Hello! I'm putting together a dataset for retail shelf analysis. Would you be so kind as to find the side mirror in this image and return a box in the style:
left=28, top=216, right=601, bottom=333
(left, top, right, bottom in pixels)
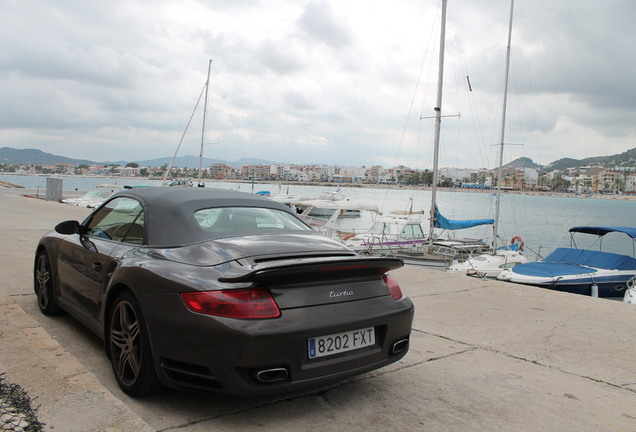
left=55, top=220, right=80, bottom=235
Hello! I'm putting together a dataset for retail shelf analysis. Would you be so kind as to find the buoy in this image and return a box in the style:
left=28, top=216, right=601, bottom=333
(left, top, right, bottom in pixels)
left=510, top=236, right=524, bottom=251
left=591, top=283, right=598, bottom=298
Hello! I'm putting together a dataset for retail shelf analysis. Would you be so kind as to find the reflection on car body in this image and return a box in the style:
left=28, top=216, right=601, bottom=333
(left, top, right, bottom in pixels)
left=34, top=187, right=414, bottom=396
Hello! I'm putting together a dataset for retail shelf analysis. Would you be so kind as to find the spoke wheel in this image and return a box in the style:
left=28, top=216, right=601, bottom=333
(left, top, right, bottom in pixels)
left=108, top=292, right=160, bottom=396
left=34, top=251, right=60, bottom=315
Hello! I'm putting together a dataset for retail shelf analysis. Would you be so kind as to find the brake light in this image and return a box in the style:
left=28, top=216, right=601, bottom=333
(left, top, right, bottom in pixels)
left=383, top=274, right=403, bottom=300
left=180, top=289, right=281, bottom=319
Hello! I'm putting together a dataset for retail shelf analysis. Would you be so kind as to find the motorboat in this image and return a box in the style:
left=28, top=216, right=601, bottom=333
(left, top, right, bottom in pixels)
left=294, top=191, right=363, bottom=218
left=497, top=226, right=636, bottom=297
left=292, top=197, right=381, bottom=241
left=447, top=244, right=528, bottom=278
left=62, top=184, right=123, bottom=208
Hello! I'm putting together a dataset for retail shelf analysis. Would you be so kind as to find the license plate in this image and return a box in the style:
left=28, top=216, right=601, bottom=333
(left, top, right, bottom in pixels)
left=308, top=327, right=375, bottom=359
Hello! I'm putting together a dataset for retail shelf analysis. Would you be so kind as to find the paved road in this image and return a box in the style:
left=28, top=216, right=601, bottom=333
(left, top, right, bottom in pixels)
left=1, top=188, right=636, bottom=431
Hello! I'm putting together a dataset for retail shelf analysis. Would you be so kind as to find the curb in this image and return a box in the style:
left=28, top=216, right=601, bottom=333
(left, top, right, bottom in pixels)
left=0, top=295, right=154, bottom=432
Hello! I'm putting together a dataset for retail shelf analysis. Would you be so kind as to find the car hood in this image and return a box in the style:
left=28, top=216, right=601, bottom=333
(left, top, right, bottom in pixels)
left=143, top=232, right=355, bottom=266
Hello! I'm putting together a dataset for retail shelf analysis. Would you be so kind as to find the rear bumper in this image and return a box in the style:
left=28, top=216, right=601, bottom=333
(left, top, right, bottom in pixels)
left=141, top=293, right=414, bottom=395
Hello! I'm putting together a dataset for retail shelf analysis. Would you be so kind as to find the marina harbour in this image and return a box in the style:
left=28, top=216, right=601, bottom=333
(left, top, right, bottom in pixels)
left=2, top=173, right=635, bottom=259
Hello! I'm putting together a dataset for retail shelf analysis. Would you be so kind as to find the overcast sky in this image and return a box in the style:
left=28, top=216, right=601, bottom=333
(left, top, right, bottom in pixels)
left=1, top=0, right=635, bottom=169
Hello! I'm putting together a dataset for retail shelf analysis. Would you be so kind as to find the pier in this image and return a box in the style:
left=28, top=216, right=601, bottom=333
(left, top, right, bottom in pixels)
left=0, top=187, right=635, bottom=431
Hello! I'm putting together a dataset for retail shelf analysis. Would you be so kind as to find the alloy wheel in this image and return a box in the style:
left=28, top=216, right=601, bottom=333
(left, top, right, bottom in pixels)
left=110, top=300, right=141, bottom=386
left=35, top=254, right=51, bottom=310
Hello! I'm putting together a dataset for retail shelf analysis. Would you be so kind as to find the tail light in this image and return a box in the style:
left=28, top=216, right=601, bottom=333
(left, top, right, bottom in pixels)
left=180, top=289, right=281, bottom=319
left=383, top=274, right=403, bottom=300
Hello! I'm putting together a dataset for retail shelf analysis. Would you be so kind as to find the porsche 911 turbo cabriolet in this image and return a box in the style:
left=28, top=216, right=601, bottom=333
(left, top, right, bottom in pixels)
left=34, top=187, right=414, bottom=396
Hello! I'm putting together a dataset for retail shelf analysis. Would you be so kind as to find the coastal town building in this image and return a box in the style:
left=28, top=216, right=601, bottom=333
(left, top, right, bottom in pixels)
left=2, top=160, right=635, bottom=194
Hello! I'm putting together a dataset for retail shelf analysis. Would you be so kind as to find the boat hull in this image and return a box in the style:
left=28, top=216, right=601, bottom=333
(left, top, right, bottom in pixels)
left=498, top=272, right=634, bottom=297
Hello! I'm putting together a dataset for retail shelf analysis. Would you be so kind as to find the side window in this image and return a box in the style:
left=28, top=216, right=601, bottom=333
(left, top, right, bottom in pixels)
left=402, top=224, right=425, bottom=240
left=86, top=197, right=144, bottom=243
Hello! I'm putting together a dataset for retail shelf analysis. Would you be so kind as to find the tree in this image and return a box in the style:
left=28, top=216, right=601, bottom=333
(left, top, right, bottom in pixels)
left=126, top=162, right=139, bottom=168
left=420, top=170, right=433, bottom=186
left=613, top=176, right=624, bottom=193
left=551, top=175, right=571, bottom=192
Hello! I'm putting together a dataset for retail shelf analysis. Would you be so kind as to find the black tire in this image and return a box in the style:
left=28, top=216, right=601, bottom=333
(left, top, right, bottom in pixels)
left=107, top=291, right=161, bottom=396
left=34, top=250, right=60, bottom=315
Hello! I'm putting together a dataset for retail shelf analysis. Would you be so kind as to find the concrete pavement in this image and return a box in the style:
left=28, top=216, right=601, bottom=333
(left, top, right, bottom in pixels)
left=1, top=187, right=635, bottom=431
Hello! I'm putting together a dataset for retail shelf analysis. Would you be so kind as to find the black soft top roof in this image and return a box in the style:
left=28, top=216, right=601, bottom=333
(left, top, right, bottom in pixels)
left=103, top=187, right=304, bottom=247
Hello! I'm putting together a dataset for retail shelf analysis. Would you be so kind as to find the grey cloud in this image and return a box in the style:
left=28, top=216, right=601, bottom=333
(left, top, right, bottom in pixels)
left=298, top=1, right=352, bottom=49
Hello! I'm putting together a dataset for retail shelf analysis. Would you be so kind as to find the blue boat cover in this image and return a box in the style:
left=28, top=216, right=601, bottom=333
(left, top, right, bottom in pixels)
left=512, top=247, right=636, bottom=278
left=543, top=247, right=636, bottom=270
left=569, top=226, right=636, bottom=239
left=511, top=262, right=598, bottom=278
left=434, top=206, right=494, bottom=231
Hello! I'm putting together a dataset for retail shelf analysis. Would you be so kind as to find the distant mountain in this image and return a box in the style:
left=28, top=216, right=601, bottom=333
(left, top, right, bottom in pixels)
left=128, top=155, right=276, bottom=169
left=0, top=147, right=275, bottom=169
left=2, top=146, right=636, bottom=171
left=0, top=147, right=94, bottom=165
left=502, top=157, right=542, bottom=170
left=547, top=147, right=636, bottom=171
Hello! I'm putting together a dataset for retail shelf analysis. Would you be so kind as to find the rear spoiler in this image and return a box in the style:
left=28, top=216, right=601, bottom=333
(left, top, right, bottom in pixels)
left=218, top=256, right=403, bottom=283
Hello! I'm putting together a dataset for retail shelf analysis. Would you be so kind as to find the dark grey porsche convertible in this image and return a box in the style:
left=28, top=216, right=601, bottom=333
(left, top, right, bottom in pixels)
left=34, top=187, right=414, bottom=396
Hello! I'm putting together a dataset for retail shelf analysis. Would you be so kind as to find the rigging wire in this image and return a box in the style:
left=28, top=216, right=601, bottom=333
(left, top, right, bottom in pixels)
left=379, top=3, right=441, bottom=212
left=161, top=83, right=207, bottom=182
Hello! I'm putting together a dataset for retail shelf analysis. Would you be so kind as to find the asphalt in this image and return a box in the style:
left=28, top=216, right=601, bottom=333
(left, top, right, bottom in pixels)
left=1, top=187, right=635, bottom=432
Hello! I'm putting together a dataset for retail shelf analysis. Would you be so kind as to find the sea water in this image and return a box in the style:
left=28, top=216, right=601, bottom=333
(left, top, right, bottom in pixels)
left=2, top=173, right=634, bottom=258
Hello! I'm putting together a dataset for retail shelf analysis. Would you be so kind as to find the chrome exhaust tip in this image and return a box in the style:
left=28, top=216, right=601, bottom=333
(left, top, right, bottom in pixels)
left=255, top=367, right=289, bottom=383
left=391, top=338, right=409, bottom=354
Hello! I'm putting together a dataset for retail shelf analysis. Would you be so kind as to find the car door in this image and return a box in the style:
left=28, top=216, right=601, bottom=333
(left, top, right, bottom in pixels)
left=57, top=196, right=144, bottom=318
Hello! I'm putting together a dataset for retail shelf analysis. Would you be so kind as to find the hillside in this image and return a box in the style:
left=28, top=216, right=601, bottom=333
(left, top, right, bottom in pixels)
left=547, top=147, right=636, bottom=171
left=2, top=146, right=635, bottom=171
left=502, top=157, right=542, bottom=170
left=0, top=147, right=94, bottom=166
left=0, top=147, right=273, bottom=169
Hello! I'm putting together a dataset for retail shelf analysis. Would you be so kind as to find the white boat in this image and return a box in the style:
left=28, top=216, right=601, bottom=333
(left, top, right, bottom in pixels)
left=447, top=0, right=529, bottom=277
left=61, top=184, right=123, bottom=208
left=346, top=210, right=493, bottom=260
left=344, top=214, right=428, bottom=255
left=293, top=197, right=381, bottom=241
left=294, top=191, right=363, bottom=218
left=447, top=247, right=527, bottom=278
left=498, top=226, right=636, bottom=298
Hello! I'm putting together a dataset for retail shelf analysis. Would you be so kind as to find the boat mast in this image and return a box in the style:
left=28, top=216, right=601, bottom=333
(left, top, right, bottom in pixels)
left=428, top=0, right=448, bottom=247
left=493, top=0, right=514, bottom=250
left=198, top=59, right=212, bottom=185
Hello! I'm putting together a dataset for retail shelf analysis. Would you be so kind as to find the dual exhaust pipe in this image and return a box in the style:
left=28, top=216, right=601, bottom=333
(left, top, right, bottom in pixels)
left=254, top=338, right=409, bottom=384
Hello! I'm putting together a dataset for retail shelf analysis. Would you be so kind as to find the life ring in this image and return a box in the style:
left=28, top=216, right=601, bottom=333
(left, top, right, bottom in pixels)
left=510, top=236, right=524, bottom=251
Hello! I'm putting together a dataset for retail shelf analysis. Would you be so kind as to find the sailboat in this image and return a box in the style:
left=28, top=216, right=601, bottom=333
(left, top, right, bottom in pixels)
left=383, top=0, right=497, bottom=267
left=341, top=0, right=497, bottom=267
left=162, top=59, right=213, bottom=187
left=447, top=0, right=528, bottom=277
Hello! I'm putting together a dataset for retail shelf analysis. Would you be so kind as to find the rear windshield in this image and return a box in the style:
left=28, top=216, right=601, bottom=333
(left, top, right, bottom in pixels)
left=194, top=207, right=311, bottom=233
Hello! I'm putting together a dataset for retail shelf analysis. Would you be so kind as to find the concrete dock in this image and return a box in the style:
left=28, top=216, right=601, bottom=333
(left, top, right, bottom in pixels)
left=1, top=187, right=635, bottom=431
